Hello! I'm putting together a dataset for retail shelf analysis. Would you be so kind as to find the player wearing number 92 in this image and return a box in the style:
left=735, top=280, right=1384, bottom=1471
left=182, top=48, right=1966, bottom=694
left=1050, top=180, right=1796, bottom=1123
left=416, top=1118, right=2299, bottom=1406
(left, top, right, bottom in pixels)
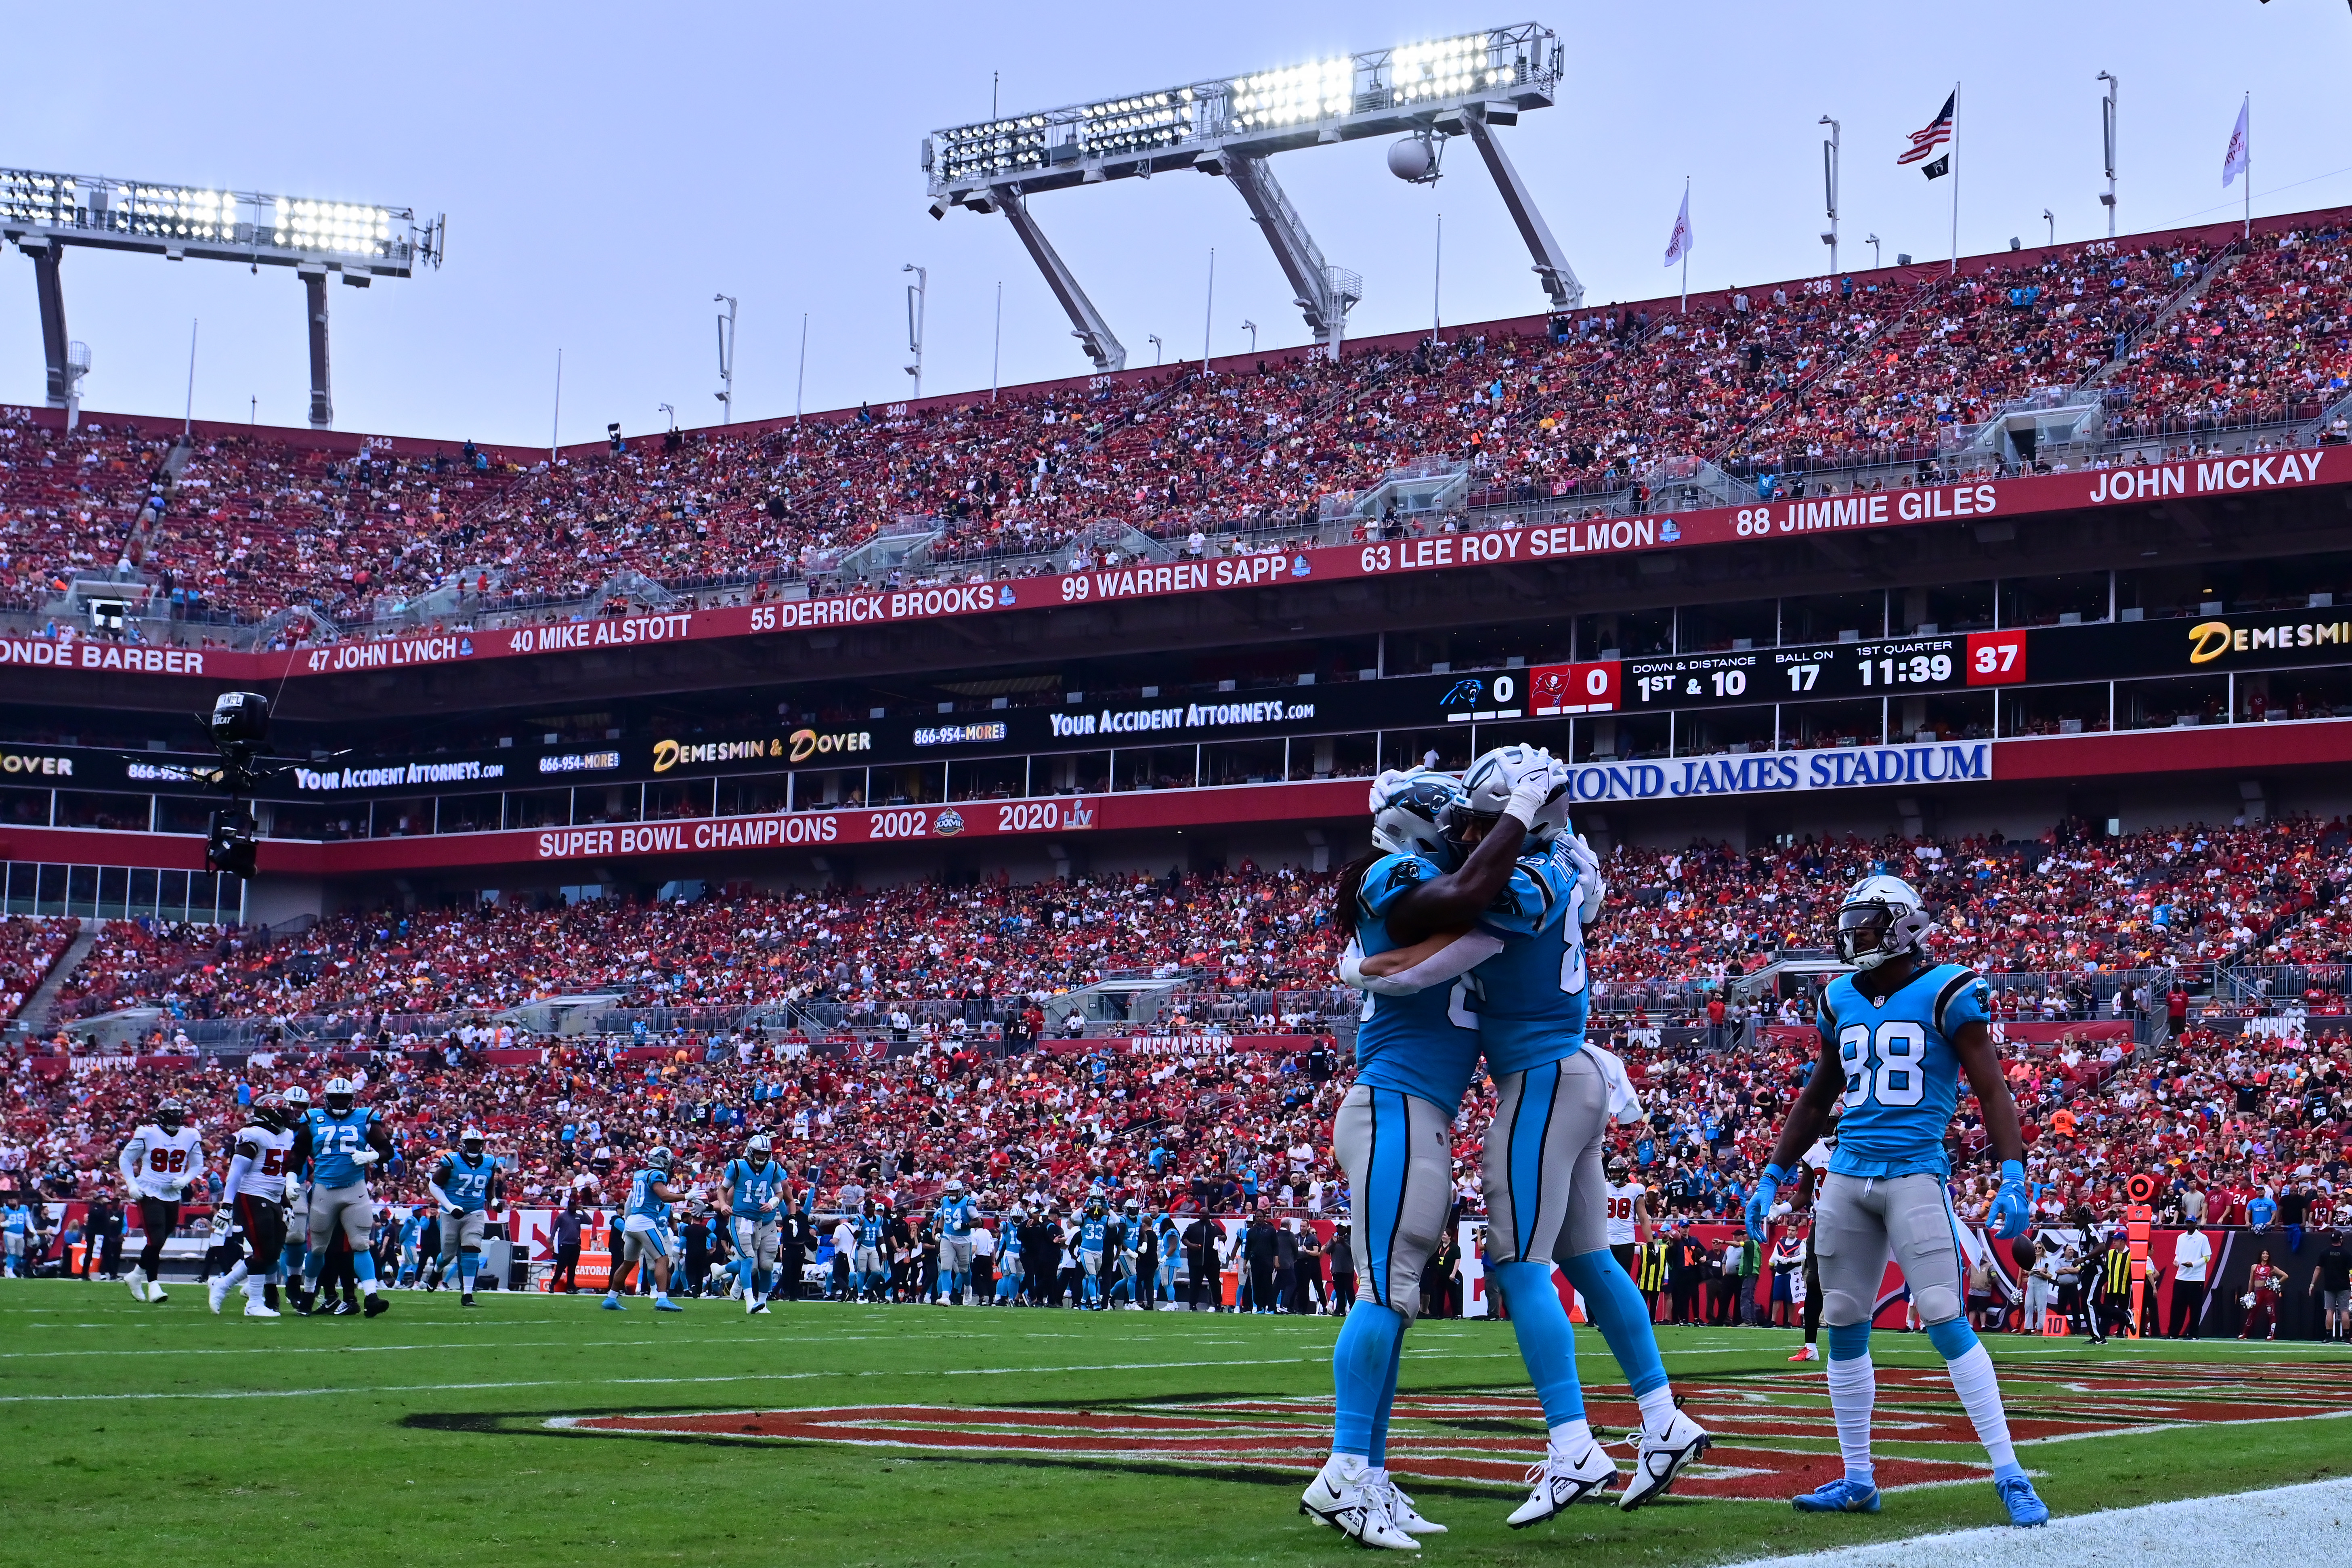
left=1746, top=874, right=2049, bottom=1529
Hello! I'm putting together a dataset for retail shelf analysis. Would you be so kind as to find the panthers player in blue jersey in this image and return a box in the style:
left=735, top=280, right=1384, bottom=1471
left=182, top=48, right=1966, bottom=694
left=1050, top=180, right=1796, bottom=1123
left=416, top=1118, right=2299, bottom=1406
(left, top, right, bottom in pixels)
left=425, top=1127, right=501, bottom=1306
left=1357, top=746, right=1712, bottom=1525
left=1299, top=762, right=1563, bottom=1551
left=718, top=1134, right=787, bottom=1315
left=605, top=1146, right=689, bottom=1312
left=1746, top=874, right=2048, bottom=1528
left=1076, top=1195, right=1110, bottom=1307
left=290, top=1077, right=397, bottom=1317
left=935, top=1178, right=978, bottom=1305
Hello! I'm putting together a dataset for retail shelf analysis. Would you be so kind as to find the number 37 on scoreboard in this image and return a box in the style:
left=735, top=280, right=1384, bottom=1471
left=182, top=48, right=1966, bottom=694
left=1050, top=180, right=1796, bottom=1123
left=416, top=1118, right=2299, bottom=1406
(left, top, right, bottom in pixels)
left=1964, top=629, right=2027, bottom=685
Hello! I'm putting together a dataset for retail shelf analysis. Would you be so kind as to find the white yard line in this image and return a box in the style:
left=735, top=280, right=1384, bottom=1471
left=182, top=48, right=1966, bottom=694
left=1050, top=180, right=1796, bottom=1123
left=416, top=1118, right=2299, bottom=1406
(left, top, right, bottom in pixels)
left=1731, top=1475, right=2352, bottom=1568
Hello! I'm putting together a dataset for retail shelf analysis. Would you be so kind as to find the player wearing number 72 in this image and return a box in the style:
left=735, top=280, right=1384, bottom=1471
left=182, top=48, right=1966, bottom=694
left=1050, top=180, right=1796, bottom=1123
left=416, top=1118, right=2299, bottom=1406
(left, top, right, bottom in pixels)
left=1743, top=874, right=2050, bottom=1530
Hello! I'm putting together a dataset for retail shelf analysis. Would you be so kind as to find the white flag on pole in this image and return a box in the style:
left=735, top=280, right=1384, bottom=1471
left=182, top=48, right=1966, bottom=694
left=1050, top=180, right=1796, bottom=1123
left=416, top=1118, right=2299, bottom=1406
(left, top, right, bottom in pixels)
left=1662, top=187, right=1693, bottom=268
left=2222, top=98, right=2251, bottom=187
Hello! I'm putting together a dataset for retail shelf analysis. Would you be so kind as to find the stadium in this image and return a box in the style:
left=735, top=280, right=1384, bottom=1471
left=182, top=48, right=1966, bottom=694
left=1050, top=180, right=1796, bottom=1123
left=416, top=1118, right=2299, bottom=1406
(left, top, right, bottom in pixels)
left=6, top=8, right=2352, bottom=1566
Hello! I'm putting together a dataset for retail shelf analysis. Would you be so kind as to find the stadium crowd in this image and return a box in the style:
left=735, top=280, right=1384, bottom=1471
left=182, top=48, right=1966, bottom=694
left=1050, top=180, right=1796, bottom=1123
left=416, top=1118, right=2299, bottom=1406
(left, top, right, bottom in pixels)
left=8, top=216, right=2350, bottom=633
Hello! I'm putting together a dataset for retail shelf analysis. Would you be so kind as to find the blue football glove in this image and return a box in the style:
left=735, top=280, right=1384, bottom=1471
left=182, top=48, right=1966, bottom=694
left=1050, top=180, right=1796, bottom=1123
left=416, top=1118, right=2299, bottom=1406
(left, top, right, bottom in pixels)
left=1990, top=1159, right=2031, bottom=1240
left=1745, top=1163, right=1788, bottom=1241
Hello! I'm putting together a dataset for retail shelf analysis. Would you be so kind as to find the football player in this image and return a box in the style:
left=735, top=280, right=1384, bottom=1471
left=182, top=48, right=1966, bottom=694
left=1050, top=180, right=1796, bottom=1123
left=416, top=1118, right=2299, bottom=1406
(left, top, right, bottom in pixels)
left=853, top=1200, right=884, bottom=1302
left=277, top=1087, right=312, bottom=1287
left=934, top=1178, right=977, bottom=1305
left=1353, top=745, right=1711, bottom=1524
left=1076, top=1195, right=1108, bottom=1308
left=1745, top=875, right=2050, bottom=1528
left=718, top=1133, right=787, bottom=1314
left=292, top=1076, right=397, bottom=1317
left=1299, top=763, right=1551, bottom=1551
left=604, top=1146, right=688, bottom=1313
left=426, top=1127, right=501, bottom=1306
left=117, top=1098, right=203, bottom=1303
left=207, top=1094, right=295, bottom=1317
left=1605, top=1157, right=1652, bottom=1277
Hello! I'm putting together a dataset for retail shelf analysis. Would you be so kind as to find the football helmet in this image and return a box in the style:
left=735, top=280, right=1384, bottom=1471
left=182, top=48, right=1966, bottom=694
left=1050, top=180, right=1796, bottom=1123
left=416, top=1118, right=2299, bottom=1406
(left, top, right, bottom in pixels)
left=1368, top=767, right=1467, bottom=868
left=1605, top=1155, right=1629, bottom=1183
left=944, top=1176, right=965, bottom=1195
left=156, top=1098, right=188, bottom=1133
left=323, top=1077, right=357, bottom=1116
left=1833, top=874, right=1932, bottom=970
left=1450, top=744, right=1570, bottom=853
left=744, top=1133, right=773, bottom=1159
left=252, top=1094, right=289, bottom=1133
left=646, top=1145, right=675, bottom=1174
left=282, top=1085, right=311, bottom=1112
left=459, top=1127, right=487, bottom=1156
left=1087, top=1195, right=1107, bottom=1217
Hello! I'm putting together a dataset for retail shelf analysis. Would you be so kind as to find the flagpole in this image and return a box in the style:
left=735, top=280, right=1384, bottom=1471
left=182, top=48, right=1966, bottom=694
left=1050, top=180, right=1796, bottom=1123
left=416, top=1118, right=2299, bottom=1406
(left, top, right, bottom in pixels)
left=1949, top=81, right=1962, bottom=276
left=2243, top=91, right=2251, bottom=240
left=1679, top=176, right=1690, bottom=312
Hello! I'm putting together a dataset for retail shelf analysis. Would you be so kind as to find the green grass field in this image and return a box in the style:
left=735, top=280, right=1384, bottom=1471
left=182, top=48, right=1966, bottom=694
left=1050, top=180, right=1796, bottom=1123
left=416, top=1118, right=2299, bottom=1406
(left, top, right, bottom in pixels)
left=4, top=1282, right=2350, bottom=1567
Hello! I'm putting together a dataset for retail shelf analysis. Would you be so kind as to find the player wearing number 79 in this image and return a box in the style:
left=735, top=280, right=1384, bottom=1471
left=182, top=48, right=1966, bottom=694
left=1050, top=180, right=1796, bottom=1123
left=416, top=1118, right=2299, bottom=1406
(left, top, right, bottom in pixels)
left=1744, top=874, right=2050, bottom=1529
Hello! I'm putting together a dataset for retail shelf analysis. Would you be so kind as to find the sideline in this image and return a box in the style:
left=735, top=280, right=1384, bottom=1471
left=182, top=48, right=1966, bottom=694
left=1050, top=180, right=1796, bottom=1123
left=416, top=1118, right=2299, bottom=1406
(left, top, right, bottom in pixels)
left=1731, top=1474, right=2352, bottom=1568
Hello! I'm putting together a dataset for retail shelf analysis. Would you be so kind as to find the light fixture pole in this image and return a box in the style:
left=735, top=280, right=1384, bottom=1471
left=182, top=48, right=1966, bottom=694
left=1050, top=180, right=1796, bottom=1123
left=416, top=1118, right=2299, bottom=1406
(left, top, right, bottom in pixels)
left=1148, top=334, right=1162, bottom=365
left=902, top=264, right=927, bottom=400
left=1241, top=319, right=1258, bottom=354
left=713, top=294, right=737, bottom=424
left=657, top=402, right=676, bottom=431
left=1865, top=233, right=1881, bottom=270
left=2097, top=72, right=2119, bottom=238
left=2043, top=208, right=2056, bottom=248
left=1818, top=116, right=1840, bottom=273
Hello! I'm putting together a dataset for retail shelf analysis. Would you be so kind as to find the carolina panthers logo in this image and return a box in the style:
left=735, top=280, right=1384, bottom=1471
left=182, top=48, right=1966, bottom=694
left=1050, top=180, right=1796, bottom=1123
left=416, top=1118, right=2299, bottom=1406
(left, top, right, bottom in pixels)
left=1441, top=678, right=1485, bottom=707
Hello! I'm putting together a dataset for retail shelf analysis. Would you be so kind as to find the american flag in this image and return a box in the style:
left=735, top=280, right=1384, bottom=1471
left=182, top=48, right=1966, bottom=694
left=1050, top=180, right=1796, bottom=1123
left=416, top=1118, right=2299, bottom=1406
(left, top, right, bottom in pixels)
left=1897, top=92, right=1956, bottom=166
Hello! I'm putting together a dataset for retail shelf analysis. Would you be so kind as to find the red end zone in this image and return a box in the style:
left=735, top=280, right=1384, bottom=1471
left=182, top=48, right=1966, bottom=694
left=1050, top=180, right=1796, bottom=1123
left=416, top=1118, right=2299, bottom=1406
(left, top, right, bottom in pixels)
left=554, top=1360, right=2352, bottom=1502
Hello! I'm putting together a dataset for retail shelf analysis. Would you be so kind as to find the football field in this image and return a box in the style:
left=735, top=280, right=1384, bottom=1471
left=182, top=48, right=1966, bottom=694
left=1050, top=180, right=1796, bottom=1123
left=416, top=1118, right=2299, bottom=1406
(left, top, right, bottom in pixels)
left=4, top=1283, right=2350, bottom=1567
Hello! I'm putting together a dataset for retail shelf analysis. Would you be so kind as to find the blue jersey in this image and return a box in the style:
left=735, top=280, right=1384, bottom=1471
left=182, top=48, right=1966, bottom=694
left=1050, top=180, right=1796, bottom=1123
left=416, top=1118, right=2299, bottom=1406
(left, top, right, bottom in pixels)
left=858, top=1214, right=883, bottom=1248
left=1818, top=963, right=1989, bottom=1180
left=936, top=1194, right=975, bottom=1237
left=724, top=1158, right=786, bottom=1218
left=400, top=1214, right=425, bottom=1249
left=1471, top=841, right=1587, bottom=1077
left=305, top=1106, right=381, bottom=1188
left=1351, top=852, right=1485, bottom=1115
left=1079, top=1215, right=1108, bottom=1251
left=434, top=1151, right=495, bottom=1212
left=3, top=1205, right=27, bottom=1238
left=625, top=1167, right=674, bottom=1225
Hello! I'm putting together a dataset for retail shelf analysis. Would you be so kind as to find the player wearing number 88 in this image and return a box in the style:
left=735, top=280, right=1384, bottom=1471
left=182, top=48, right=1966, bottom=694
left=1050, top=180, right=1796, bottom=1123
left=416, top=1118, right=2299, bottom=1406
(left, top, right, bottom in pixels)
left=1746, top=875, right=2050, bottom=1529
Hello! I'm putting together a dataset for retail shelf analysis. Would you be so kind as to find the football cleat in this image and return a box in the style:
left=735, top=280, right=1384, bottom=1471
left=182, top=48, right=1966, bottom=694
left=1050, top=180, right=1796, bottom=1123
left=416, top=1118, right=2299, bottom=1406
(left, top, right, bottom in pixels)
left=461, top=1294, right=477, bottom=1308
left=1507, top=1444, right=1618, bottom=1527
left=1621, top=1411, right=1711, bottom=1511
left=330, top=1299, right=359, bottom=1316
left=243, top=1301, right=281, bottom=1318
left=363, top=1294, right=390, bottom=1317
left=749, top=1299, right=769, bottom=1316
left=653, top=1298, right=683, bottom=1313
left=1793, top=1476, right=1882, bottom=1513
left=1995, top=1474, right=2050, bottom=1527
left=128, top=1272, right=149, bottom=1303
left=602, top=1292, right=627, bottom=1311
left=146, top=1281, right=168, bottom=1304
left=1789, top=1343, right=1819, bottom=1362
left=208, top=1276, right=231, bottom=1315
left=1381, top=1479, right=1446, bottom=1536
left=1300, top=1459, right=1420, bottom=1551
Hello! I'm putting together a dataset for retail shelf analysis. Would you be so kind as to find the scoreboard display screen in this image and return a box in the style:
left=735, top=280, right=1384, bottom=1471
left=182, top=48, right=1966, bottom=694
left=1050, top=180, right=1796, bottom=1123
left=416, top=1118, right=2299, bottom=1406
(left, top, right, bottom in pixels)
left=1612, top=630, right=2026, bottom=711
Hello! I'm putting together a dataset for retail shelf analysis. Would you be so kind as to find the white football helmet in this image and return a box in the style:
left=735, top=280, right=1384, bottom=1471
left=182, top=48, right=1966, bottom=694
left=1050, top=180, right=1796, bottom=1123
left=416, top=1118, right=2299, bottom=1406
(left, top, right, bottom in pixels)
left=1368, top=768, right=1467, bottom=867
left=1834, top=874, right=1932, bottom=969
left=1452, top=743, right=1571, bottom=850
left=323, top=1077, right=357, bottom=1115
left=459, top=1127, right=487, bottom=1155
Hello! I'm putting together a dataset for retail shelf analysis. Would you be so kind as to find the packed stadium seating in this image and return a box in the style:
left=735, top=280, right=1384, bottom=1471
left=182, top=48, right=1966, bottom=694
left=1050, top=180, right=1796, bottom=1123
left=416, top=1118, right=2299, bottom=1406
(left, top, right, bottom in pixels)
left=4, top=816, right=2350, bottom=1241
left=8, top=217, right=2349, bottom=634
left=0, top=914, right=76, bottom=1022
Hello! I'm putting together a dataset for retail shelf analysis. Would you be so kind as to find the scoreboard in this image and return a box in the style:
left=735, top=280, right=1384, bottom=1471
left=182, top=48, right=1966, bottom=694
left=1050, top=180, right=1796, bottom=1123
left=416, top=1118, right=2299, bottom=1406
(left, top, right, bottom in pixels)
left=1601, top=629, right=2029, bottom=714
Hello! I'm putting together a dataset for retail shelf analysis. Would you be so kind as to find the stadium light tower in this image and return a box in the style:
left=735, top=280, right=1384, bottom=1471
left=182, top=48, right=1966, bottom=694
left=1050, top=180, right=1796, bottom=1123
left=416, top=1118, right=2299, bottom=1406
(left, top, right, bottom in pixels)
left=1819, top=116, right=1840, bottom=273
left=902, top=264, right=926, bottom=399
left=0, top=168, right=440, bottom=430
left=2098, top=72, right=2119, bottom=238
left=923, top=23, right=1576, bottom=371
left=714, top=294, right=737, bottom=424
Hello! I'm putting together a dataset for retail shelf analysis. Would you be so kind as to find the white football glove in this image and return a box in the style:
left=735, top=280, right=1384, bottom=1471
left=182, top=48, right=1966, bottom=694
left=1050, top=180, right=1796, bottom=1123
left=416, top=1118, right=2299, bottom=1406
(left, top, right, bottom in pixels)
left=207, top=1207, right=232, bottom=1238
left=351, top=1148, right=381, bottom=1168
left=1565, top=832, right=1606, bottom=922
left=1499, top=753, right=1563, bottom=830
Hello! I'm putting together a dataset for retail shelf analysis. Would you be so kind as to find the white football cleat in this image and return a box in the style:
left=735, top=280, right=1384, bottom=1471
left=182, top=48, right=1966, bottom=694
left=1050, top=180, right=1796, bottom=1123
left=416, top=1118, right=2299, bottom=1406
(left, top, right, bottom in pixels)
left=1380, top=1478, right=1446, bottom=1536
left=1506, top=1444, right=1618, bottom=1527
left=207, top=1276, right=231, bottom=1315
left=1620, top=1410, right=1711, bottom=1511
left=146, top=1279, right=168, bottom=1304
left=243, top=1301, right=281, bottom=1318
left=1300, top=1458, right=1419, bottom=1551
left=128, top=1271, right=150, bottom=1303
